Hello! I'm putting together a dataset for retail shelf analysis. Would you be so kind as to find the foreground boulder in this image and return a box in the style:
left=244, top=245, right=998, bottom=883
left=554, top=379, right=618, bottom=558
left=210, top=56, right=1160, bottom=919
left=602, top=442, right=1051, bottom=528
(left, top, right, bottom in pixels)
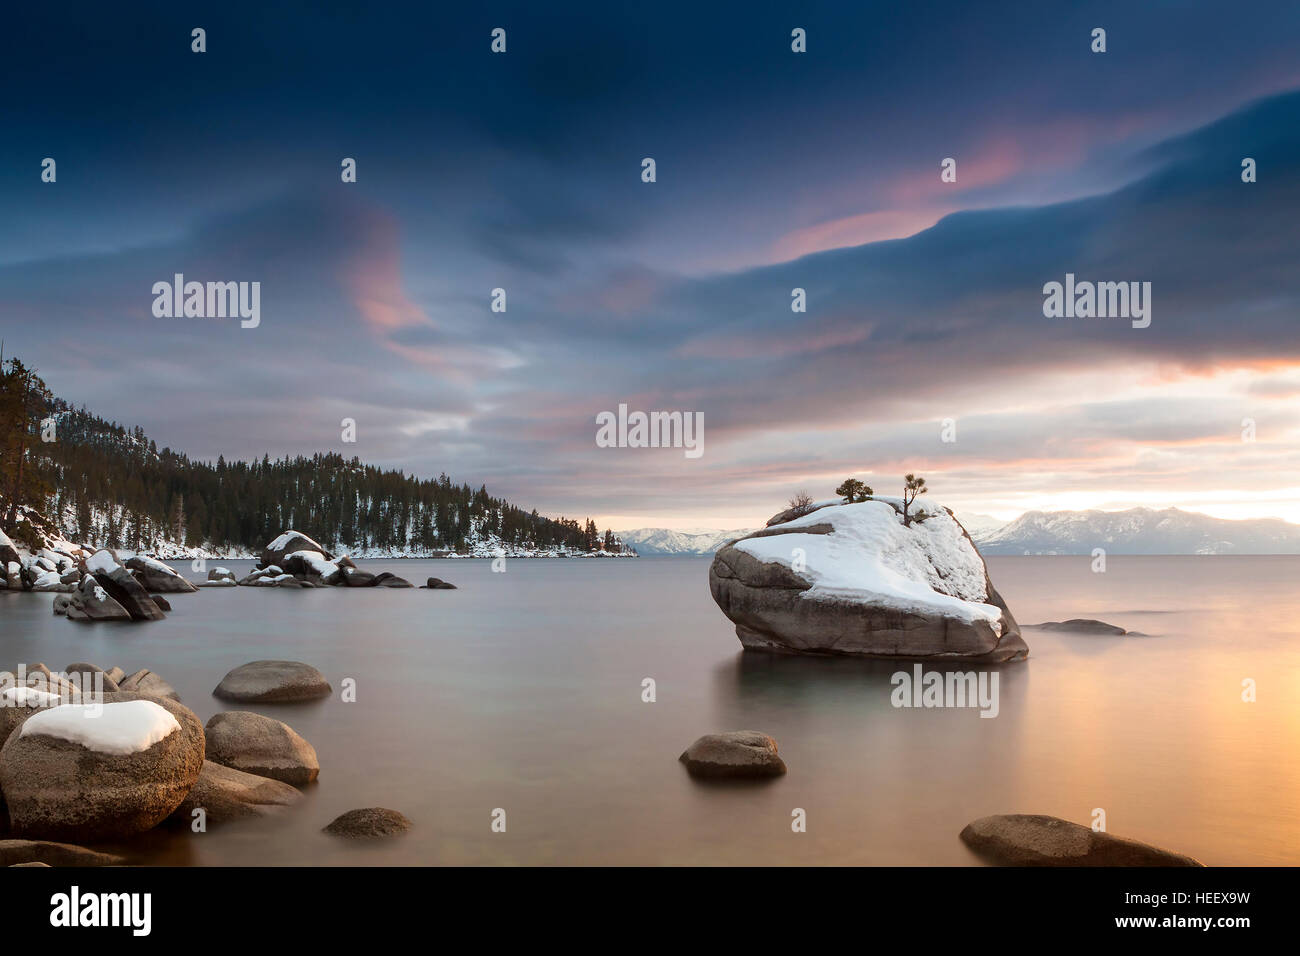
left=213, top=660, right=331, bottom=703
left=124, top=555, right=198, bottom=593
left=0, top=693, right=205, bottom=842
left=959, top=814, right=1203, bottom=866
left=709, top=499, right=1027, bottom=662
left=679, top=731, right=787, bottom=779
left=323, top=808, right=412, bottom=838
left=0, top=839, right=124, bottom=867
left=170, top=760, right=301, bottom=825
left=83, top=551, right=165, bottom=621
left=205, top=711, right=319, bottom=786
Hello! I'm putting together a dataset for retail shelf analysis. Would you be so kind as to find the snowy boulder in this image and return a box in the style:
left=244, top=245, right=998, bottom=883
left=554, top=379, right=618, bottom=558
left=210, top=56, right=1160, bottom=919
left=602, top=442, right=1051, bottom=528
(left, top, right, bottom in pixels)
left=323, top=808, right=412, bottom=838
left=212, top=660, right=332, bottom=703
left=82, top=551, right=165, bottom=621
left=960, top=815, right=1203, bottom=866
left=169, top=759, right=302, bottom=825
left=281, top=550, right=343, bottom=585
left=0, top=693, right=205, bottom=841
left=679, top=731, right=787, bottom=779
left=30, top=569, right=73, bottom=592
left=708, top=499, right=1027, bottom=662
left=63, top=574, right=131, bottom=623
left=204, top=711, right=319, bottom=786
left=204, top=567, right=237, bottom=587
left=124, top=555, right=198, bottom=594
left=260, top=531, right=333, bottom=570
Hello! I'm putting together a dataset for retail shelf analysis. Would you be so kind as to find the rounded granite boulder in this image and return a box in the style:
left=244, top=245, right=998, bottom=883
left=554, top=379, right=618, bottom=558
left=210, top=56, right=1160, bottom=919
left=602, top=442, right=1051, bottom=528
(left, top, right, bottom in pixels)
left=205, top=711, right=320, bottom=786
left=0, top=692, right=205, bottom=842
left=679, top=731, right=787, bottom=779
left=212, top=660, right=331, bottom=703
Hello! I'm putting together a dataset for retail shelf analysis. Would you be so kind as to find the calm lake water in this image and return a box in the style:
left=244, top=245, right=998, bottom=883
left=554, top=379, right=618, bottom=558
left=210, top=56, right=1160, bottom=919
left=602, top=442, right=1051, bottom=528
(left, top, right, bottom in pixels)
left=2, top=555, right=1297, bottom=865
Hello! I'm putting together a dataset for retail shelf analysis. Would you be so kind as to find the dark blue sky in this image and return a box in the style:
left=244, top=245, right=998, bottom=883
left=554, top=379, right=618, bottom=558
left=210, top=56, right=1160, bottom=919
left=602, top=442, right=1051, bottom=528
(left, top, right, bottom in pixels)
left=2, top=1, right=1298, bottom=527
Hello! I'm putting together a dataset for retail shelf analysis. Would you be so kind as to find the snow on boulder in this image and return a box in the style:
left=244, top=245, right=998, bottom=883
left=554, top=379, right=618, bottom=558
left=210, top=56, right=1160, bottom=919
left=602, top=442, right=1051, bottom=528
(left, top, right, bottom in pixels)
left=123, top=555, right=198, bottom=593
left=0, top=693, right=204, bottom=841
left=260, top=531, right=333, bottom=569
left=19, top=700, right=180, bottom=755
left=709, top=499, right=1028, bottom=662
left=281, top=549, right=343, bottom=584
left=79, top=551, right=165, bottom=621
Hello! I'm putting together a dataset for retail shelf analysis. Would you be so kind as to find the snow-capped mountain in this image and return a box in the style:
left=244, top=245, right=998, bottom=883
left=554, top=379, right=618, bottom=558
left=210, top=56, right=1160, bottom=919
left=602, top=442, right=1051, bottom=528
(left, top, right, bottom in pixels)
left=616, top=528, right=753, bottom=555
left=974, top=507, right=1300, bottom=555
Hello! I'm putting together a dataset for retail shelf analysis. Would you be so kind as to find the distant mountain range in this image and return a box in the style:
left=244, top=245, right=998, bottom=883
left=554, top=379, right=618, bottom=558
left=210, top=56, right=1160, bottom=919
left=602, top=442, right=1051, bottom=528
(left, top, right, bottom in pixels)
left=620, top=507, right=1300, bottom=556
left=972, top=507, right=1300, bottom=555
left=616, top=528, right=750, bottom=555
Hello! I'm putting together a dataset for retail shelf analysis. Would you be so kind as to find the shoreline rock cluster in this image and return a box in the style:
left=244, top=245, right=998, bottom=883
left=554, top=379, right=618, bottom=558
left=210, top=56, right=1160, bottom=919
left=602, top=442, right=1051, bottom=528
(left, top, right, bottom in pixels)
left=0, top=658, right=411, bottom=865
left=4, top=528, right=463, bottom=622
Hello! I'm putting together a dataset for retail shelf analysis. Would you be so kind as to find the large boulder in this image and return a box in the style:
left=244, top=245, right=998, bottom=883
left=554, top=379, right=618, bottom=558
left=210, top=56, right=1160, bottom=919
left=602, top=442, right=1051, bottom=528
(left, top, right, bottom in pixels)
left=679, top=731, right=787, bottom=779
left=960, top=814, right=1203, bottom=866
left=204, top=711, right=319, bottom=786
left=169, top=759, right=302, bottom=825
left=82, top=551, right=165, bottom=621
left=709, top=499, right=1027, bottom=662
left=0, top=692, right=205, bottom=842
left=64, top=575, right=132, bottom=623
left=260, top=531, right=332, bottom=570
left=212, top=660, right=332, bottom=703
left=123, top=555, right=198, bottom=593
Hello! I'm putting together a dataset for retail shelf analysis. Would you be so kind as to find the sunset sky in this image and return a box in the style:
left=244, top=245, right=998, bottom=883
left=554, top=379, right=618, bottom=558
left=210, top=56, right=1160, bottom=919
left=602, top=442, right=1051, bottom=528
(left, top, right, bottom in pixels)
left=2, top=2, right=1298, bottom=530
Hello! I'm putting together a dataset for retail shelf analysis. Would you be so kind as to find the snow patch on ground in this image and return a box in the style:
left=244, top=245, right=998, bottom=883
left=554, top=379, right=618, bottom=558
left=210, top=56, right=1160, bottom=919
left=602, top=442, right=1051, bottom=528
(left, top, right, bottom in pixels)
left=20, top=700, right=180, bottom=755
left=735, top=499, right=1001, bottom=626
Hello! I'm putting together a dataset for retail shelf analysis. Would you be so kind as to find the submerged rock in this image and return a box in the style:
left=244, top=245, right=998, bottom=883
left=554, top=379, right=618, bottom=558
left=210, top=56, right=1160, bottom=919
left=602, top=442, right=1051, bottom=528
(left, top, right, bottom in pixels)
left=1031, top=619, right=1128, bottom=635
left=205, top=711, right=319, bottom=786
left=212, top=660, right=332, bottom=703
left=323, top=807, right=412, bottom=838
left=679, top=731, right=787, bottom=779
left=709, top=499, right=1027, bottom=662
left=959, top=814, right=1203, bottom=866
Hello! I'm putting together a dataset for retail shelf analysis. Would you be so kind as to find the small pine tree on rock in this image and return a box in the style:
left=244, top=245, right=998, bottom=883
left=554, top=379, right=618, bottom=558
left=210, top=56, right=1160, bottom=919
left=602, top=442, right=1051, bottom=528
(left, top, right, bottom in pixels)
left=835, top=478, right=873, bottom=504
